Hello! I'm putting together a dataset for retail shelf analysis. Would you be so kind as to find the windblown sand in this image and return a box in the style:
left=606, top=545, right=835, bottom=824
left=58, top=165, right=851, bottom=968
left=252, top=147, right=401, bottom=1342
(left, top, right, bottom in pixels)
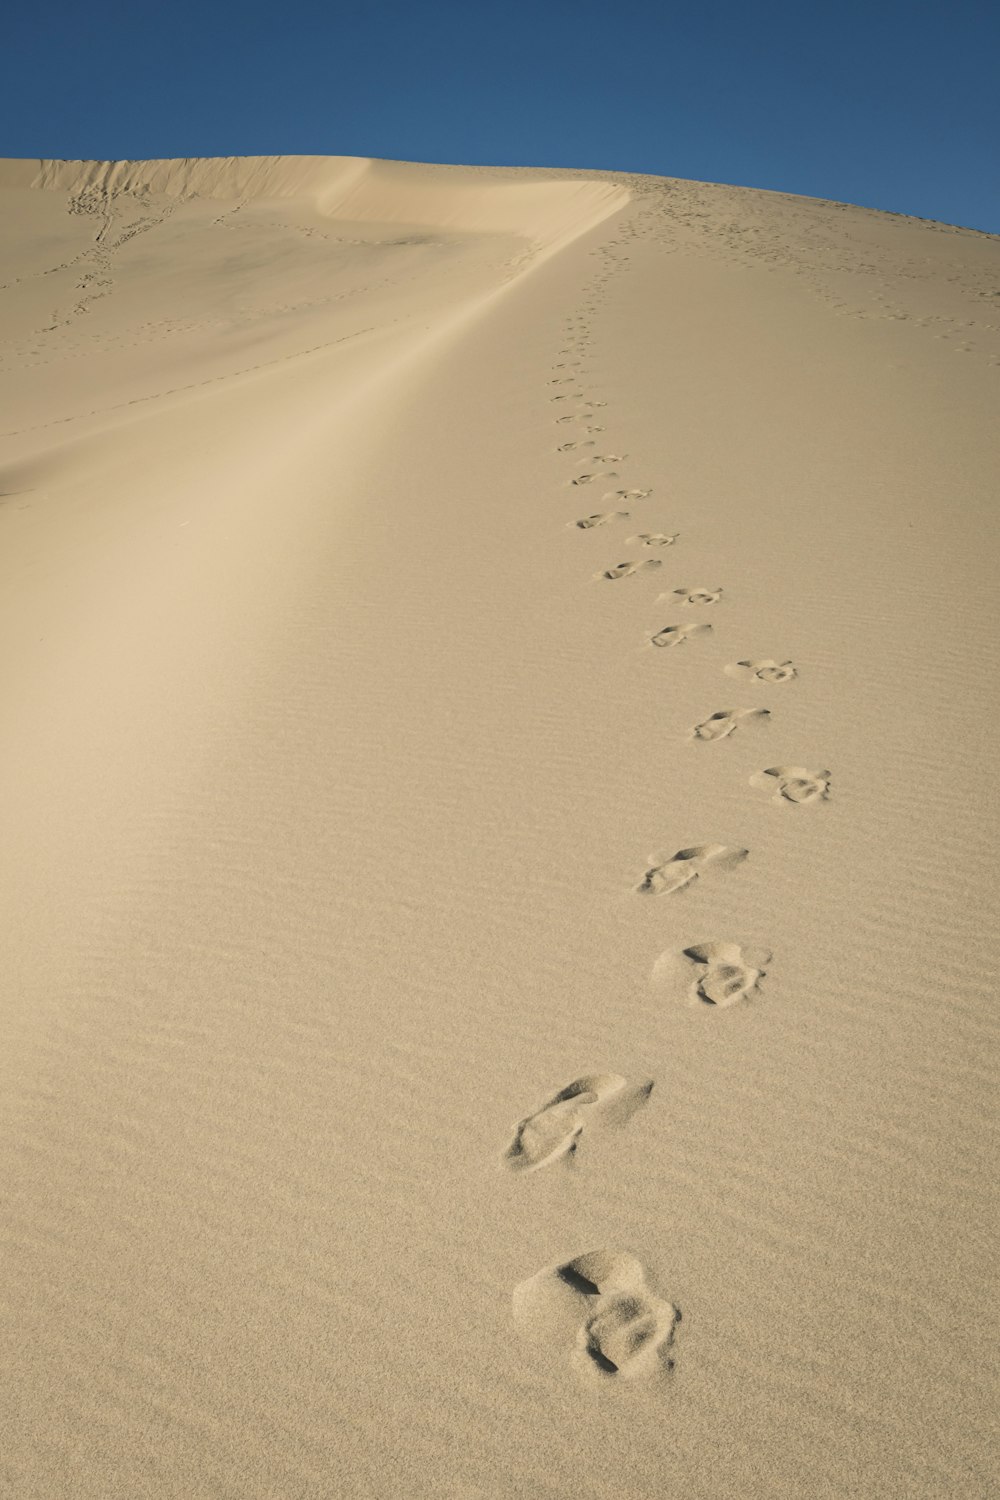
left=1, top=154, right=998, bottom=1499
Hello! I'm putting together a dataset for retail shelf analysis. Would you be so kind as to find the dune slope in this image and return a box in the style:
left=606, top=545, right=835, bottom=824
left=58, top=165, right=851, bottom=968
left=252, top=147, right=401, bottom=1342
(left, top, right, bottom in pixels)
left=1, top=154, right=998, bottom=1500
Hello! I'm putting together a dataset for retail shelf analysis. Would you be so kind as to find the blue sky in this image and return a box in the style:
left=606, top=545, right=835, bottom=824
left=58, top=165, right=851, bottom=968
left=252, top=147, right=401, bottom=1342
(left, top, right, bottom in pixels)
left=2, top=0, right=997, bottom=232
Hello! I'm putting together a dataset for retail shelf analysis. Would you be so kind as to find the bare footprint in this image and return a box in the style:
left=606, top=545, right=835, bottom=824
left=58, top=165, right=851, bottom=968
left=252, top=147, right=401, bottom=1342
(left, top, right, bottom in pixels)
left=726, top=658, right=797, bottom=684
left=557, top=440, right=594, bottom=451
left=570, top=511, right=629, bottom=529
left=628, top=532, right=677, bottom=548
left=504, top=1074, right=653, bottom=1173
left=649, top=622, right=711, bottom=648
left=671, top=586, right=723, bottom=606
left=636, top=843, right=747, bottom=895
left=599, top=559, right=662, bottom=581
left=751, top=766, right=831, bottom=803
left=607, top=487, right=652, bottom=502
left=651, top=941, right=772, bottom=1008
left=513, top=1249, right=679, bottom=1382
left=693, top=708, right=770, bottom=742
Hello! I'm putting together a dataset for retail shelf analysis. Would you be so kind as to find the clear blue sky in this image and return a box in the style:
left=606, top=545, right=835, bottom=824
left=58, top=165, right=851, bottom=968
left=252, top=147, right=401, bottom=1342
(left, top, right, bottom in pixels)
left=2, top=0, right=997, bottom=232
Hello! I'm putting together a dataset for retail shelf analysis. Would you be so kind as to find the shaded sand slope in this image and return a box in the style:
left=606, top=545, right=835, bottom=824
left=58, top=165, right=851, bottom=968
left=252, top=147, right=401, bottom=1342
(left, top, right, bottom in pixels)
left=1, top=157, right=998, bottom=1499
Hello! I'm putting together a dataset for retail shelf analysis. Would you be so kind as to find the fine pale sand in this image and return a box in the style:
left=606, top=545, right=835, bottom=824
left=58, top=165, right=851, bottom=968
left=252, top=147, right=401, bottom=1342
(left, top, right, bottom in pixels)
left=1, top=154, right=998, bottom=1499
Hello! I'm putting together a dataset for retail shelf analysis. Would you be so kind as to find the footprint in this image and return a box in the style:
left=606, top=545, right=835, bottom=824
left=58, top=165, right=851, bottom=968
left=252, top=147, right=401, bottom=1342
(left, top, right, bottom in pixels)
left=557, top=440, right=594, bottom=452
left=628, top=532, right=677, bottom=548
left=671, top=586, right=723, bottom=606
left=608, top=487, right=651, bottom=502
left=651, top=941, right=772, bottom=1008
left=726, top=658, right=797, bottom=684
left=504, top=1074, right=653, bottom=1173
left=599, top=559, right=662, bottom=581
left=586, top=454, right=625, bottom=464
left=751, top=766, right=831, bottom=803
left=570, top=511, right=629, bottom=529
left=693, top=708, right=770, bottom=742
left=513, top=1250, right=679, bottom=1382
left=636, top=843, right=747, bottom=895
left=572, top=472, right=618, bottom=486
left=649, top=622, right=711, bottom=648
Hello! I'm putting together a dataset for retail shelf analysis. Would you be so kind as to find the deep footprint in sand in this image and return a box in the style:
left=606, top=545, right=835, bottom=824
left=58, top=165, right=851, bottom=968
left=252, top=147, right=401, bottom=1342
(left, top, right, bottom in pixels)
left=652, top=941, right=772, bottom=1008
left=599, top=558, right=662, bottom=581
left=570, top=511, right=629, bottom=529
left=628, top=532, right=677, bottom=548
left=513, top=1249, right=679, bottom=1382
left=504, top=1074, right=653, bottom=1173
left=693, top=708, right=770, bottom=742
left=573, top=472, right=618, bottom=486
left=649, top=622, right=711, bottom=648
left=671, top=585, right=723, bottom=606
left=726, top=658, right=797, bottom=684
left=751, top=766, right=831, bottom=804
left=636, top=843, right=747, bottom=895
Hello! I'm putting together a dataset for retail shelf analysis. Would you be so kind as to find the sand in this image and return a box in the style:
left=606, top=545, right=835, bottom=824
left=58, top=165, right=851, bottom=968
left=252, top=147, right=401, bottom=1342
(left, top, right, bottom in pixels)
left=1, top=153, right=998, bottom=1500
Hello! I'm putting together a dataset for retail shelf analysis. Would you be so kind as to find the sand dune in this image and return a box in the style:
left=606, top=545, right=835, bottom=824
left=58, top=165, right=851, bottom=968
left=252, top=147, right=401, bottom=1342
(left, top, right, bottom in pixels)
left=1, top=153, right=998, bottom=1499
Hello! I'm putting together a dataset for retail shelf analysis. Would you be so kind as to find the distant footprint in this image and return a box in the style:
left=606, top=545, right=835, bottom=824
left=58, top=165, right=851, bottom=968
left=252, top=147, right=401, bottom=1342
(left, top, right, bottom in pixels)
left=636, top=843, right=747, bottom=895
left=586, top=454, right=625, bottom=464
left=557, top=440, right=594, bottom=452
left=513, top=1249, right=679, bottom=1381
left=726, top=658, right=797, bottom=684
left=504, top=1074, right=653, bottom=1173
left=671, top=586, right=723, bottom=606
left=572, top=472, right=618, bottom=486
left=599, top=559, right=662, bottom=581
left=751, top=766, right=831, bottom=803
left=693, top=708, right=770, bottom=742
left=628, top=532, right=677, bottom=548
left=651, top=941, right=772, bottom=1008
left=608, top=487, right=651, bottom=502
left=649, top=622, right=711, bottom=648
left=570, top=511, right=629, bottom=529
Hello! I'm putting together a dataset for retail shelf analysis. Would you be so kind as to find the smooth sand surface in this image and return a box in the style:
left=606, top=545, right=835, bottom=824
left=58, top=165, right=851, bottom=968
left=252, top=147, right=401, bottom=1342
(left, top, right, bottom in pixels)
left=1, top=154, right=998, bottom=1499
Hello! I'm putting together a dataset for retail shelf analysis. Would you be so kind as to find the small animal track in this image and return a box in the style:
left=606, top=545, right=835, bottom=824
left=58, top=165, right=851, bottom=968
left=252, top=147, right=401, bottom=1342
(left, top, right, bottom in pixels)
left=726, top=658, right=797, bottom=684
left=636, top=843, right=748, bottom=895
left=649, top=622, right=711, bottom=648
left=693, top=708, right=770, bottom=742
left=651, top=941, right=772, bottom=1008
left=504, top=1075, right=653, bottom=1173
left=628, top=532, right=677, bottom=548
left=513, top=1249, right=679, bottom=1382
left=751, top=766, right=831, bottom=803
left=570, top=511, right=629, bottom=529
left=599, top=559, right=662, bottom=581
left=671, top=586, right=723, bottom=606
